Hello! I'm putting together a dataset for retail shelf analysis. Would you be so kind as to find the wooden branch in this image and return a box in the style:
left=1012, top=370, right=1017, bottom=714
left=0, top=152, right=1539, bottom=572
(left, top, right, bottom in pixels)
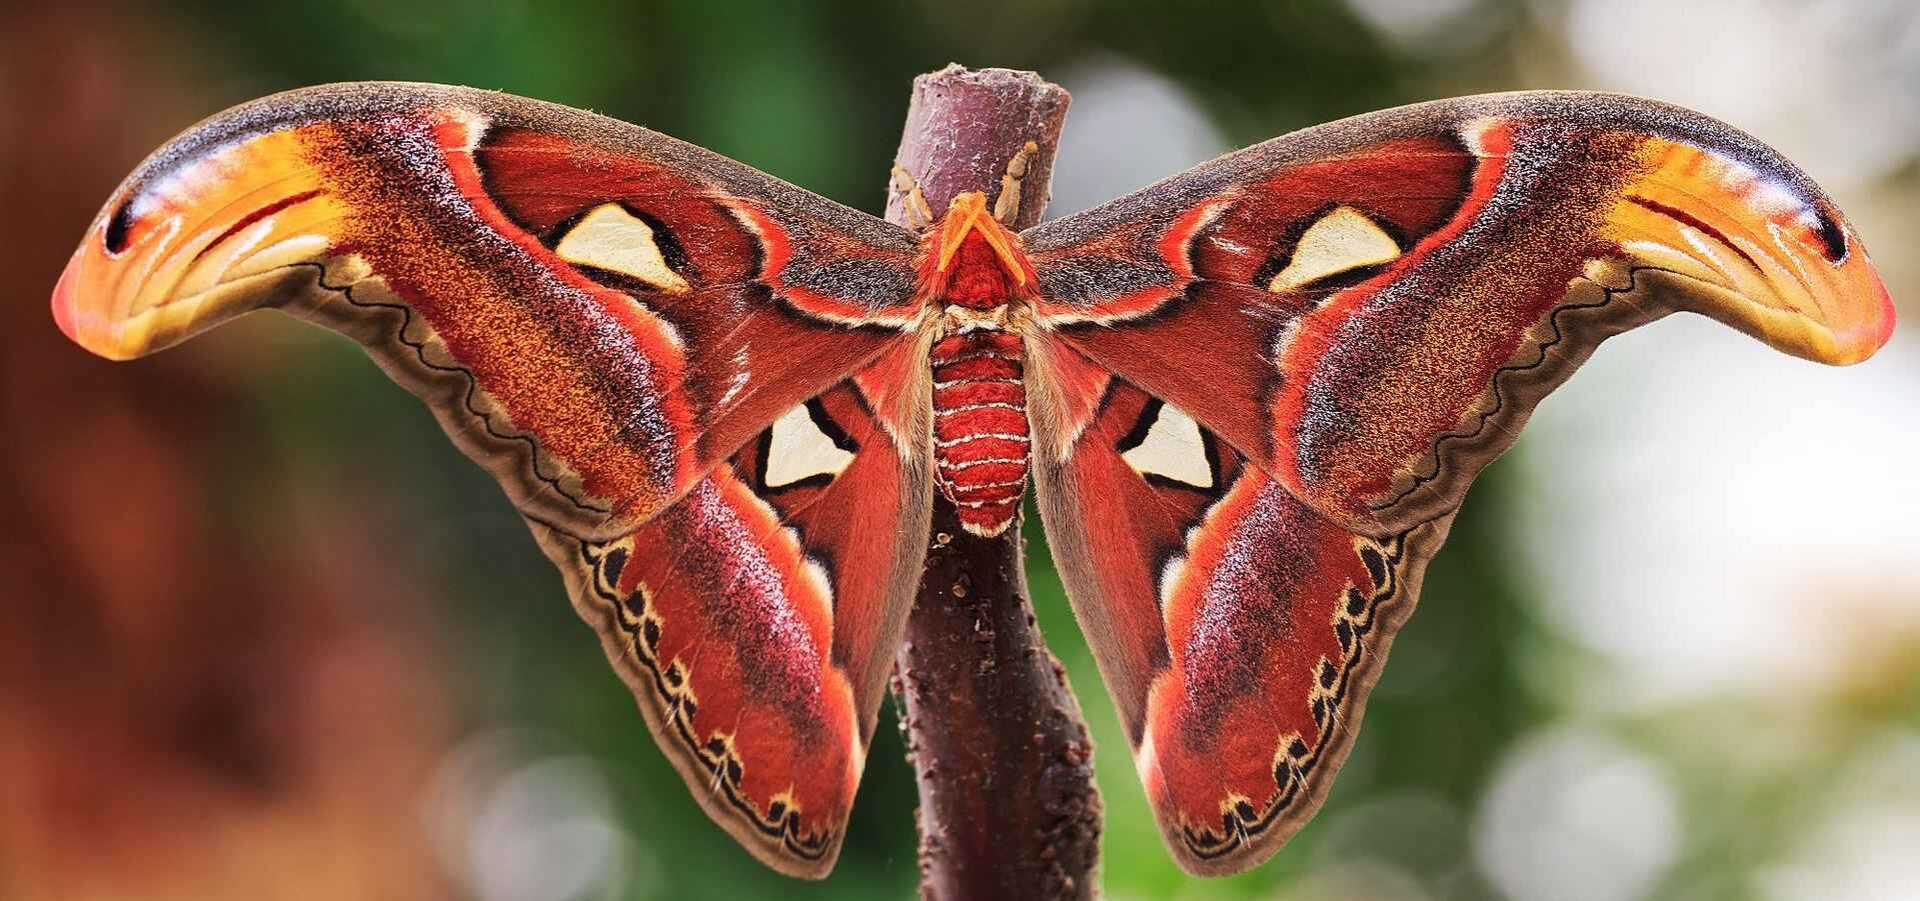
left=885, top=65, right=1101, bottom=900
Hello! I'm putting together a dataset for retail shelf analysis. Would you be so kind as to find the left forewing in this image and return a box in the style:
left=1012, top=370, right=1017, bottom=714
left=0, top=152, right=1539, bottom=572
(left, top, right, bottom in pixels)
left=52, top=82, right=924, bottom=542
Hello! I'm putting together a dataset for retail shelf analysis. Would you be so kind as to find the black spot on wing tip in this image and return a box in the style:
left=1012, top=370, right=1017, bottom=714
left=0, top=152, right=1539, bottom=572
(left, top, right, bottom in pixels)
left=104, top=199, right=137, bottom=254
left=1813, top=205, right=1849, bottom=263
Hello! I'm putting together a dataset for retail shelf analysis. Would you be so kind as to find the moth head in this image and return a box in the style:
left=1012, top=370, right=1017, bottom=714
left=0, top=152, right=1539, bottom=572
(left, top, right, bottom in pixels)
left=933, top=192, right=1029, bottom=279
left=916, top=190, right=1037, bottom=315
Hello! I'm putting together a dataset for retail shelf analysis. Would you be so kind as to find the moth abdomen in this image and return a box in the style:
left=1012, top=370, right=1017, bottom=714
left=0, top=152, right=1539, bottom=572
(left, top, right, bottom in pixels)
left=930, top=329, right=1030, bottom=536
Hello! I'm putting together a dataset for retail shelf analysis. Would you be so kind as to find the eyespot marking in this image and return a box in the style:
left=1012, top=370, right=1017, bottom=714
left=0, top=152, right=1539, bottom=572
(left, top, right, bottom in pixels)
left=1119, top=399, right=1212, bottom=489
left=103, top=199, right=138, bottom=255
left=1812, top=205, right=1848, bottom=263
left=1267, top=205, right=1401, bottom=294
left=555, top=203, right=692, bottom=294
left=763, top=400, right=855, bottom=489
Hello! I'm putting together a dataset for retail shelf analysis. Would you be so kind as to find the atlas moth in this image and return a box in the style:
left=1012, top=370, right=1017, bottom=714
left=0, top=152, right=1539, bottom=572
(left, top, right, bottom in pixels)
left=52, top=82, right=1895, bottom=878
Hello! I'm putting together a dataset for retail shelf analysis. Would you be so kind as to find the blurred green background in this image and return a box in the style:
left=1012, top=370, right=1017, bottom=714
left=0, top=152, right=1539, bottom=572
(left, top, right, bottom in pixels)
left=3, top=2, right=1916, bottom=899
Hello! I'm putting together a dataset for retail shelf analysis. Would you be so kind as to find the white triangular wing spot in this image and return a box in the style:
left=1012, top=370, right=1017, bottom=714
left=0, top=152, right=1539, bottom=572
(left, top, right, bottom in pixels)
left=1122, top=402, right=1212, bottom=488
left=1267, top=205, right=1401, bottom=294
left=764, top=403, right=855, bottom=488
left=555, top=204, right=692, bottom=294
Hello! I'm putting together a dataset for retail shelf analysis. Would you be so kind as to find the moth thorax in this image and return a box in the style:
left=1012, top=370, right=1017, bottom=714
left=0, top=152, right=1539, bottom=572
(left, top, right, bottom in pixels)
left=943, top=231, right=1014, bottom=311
left=929, top=329, right=1031, bottom=536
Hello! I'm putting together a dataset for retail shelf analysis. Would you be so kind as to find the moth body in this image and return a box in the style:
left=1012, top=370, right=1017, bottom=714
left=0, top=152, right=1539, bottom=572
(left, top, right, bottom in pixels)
left=922, top=191, right=1036, bottom=536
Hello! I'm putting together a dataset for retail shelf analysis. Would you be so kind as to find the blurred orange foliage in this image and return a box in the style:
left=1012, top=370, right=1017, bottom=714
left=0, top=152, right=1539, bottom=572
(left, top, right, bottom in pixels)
left=0, top=9, right=457, bottom=900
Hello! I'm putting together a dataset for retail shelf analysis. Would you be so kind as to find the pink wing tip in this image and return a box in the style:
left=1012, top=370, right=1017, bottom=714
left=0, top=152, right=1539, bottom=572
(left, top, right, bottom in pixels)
left=50, top=252, right=81, bottom=345
left=1842, top=275, right=1899, bottom=364
left=1876, top=281, right=1898, bottom=349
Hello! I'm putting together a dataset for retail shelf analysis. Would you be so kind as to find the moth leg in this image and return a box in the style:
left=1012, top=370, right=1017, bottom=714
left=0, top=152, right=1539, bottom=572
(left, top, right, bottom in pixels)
left=992, top=140, right=1040, bottom=225
left=890, top=165, right=937, bottom=232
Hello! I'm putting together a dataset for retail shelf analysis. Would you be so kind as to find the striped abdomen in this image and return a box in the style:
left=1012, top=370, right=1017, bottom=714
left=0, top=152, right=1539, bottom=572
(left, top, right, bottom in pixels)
left=931, top=329, right=1029, bottom=536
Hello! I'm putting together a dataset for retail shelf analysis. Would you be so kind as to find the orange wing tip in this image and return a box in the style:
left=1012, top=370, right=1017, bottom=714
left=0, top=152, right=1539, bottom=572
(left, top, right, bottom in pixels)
left=50, top=227, right=145, bottom=361
left=1846, top=274, right=1897, bottom=364
left=50, top=125, right=343, bottom=361
left=1877, top=289, right=1898, bottom=349
left=1612, top=140, right=1898, bottom=367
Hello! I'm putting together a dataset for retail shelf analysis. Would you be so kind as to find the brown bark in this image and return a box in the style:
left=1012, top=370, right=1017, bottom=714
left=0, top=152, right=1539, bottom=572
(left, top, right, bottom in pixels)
left=885, top=66, right=1101, bottom=900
